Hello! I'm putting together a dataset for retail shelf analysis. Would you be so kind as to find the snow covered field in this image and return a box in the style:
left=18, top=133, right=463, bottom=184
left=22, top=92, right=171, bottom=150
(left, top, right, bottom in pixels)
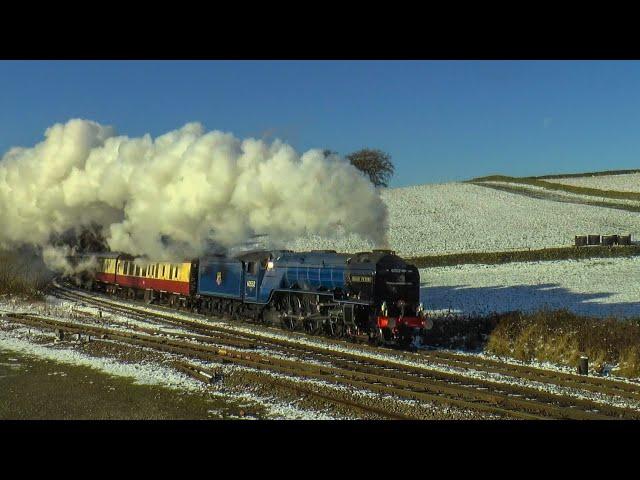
left=421, top=256, right=640, bottom=318
left=287, top=183, right=640, bottom=257
left=545, top=173, right=640, bottom=193
left=478, top=180, right=640, bottom=206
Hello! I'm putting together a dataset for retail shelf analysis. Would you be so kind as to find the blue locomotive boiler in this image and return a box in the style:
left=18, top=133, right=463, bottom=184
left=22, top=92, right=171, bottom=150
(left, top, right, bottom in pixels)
left=194, top=249, right=427, bottom=346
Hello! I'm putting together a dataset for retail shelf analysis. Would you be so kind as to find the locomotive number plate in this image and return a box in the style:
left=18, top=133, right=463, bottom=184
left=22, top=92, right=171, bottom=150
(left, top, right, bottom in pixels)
left=246, top=280, right=256, bottom=288
left=350, top=274, right=372, bottom=283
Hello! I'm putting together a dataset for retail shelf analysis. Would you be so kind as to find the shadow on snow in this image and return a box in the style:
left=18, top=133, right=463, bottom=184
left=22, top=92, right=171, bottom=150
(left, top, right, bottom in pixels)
left=420, top=282, right=640, bottom=319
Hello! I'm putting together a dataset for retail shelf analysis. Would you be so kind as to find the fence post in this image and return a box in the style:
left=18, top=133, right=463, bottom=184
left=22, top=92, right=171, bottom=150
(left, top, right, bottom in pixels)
left=578, top=356, right=588, bottom=375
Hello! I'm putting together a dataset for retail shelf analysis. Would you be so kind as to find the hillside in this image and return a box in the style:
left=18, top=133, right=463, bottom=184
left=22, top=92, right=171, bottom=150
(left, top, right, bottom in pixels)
left=287, top=181, right=640, bottom=257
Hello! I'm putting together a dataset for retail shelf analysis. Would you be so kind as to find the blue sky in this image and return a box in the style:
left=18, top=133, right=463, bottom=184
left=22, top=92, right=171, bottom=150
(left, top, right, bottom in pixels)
left=1, top=60, right=639, bottom=187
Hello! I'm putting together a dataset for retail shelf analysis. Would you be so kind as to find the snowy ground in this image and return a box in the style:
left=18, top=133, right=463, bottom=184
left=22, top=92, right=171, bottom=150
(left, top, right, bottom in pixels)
left=286, top=183, right=640, bottom=257
left=44, top=289, right=640, bottom=410
left=421, top=256, right=640, bottom=318
left=545, top=173, right=640, bottom=193
left=0, top=299, right=339, bottom=420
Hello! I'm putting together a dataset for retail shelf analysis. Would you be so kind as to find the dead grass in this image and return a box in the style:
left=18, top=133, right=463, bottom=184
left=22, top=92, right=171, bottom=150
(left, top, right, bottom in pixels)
left=533, top=169, right=640, bottom=180
left=0, top=250, right=52, bottom=299
left=487, top=310, right=640, bottom=377
left=469, top=174, right=640, bottom=202
left=427, top=310, right=640, bottom=379
left=409, top=245, right=640, bottom=268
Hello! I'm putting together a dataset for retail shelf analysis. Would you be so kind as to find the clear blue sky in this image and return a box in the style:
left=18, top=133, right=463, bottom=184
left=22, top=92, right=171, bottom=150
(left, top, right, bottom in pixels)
left=1, top=60, right=640, bottom=187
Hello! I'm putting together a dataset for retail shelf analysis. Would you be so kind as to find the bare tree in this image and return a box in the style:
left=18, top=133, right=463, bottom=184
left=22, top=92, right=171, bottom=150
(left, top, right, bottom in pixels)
left=345, top=148, right=395, bottom=187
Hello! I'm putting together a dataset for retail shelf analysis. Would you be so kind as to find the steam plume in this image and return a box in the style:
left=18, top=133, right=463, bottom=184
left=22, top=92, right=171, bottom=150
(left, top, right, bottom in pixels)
left=0, top=119, right=388, bottom=271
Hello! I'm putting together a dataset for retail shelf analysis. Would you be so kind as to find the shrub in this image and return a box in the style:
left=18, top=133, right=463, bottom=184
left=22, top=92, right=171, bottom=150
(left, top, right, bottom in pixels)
left=0, top=250, right=52, bottom=299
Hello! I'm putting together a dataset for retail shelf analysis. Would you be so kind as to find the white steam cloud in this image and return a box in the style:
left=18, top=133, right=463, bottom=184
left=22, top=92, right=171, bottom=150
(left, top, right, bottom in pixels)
left=0, top=119, right=388, bottom=271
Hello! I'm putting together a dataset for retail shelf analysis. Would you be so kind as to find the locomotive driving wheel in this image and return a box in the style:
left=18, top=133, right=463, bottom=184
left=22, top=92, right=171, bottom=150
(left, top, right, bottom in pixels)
left=303, top=315, right=323, bottom=335
left=280, top=294, right=301, bottom=330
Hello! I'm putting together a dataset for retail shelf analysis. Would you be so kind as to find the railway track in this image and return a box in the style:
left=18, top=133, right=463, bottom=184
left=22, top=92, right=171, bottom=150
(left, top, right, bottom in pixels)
left=3, top=312, right=411, bottom=419
left=16, top=284, right=632, bottom=418
left=53, top=284, right=640, bottom=411
left=4, top=313, right=544, bottom=419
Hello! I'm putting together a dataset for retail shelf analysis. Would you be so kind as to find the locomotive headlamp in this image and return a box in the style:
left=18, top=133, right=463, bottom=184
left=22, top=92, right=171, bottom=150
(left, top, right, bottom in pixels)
left=267, top=261, right=274, bottom=270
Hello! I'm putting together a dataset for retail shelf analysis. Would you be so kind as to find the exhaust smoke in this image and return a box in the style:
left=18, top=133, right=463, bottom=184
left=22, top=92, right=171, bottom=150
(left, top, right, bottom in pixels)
left=0, top=119, right=388, bottom=272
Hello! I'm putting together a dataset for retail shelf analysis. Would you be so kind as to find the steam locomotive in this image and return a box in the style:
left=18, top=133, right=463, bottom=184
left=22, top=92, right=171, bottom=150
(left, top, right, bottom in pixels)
left=71, top=249, right=430, bottom=347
